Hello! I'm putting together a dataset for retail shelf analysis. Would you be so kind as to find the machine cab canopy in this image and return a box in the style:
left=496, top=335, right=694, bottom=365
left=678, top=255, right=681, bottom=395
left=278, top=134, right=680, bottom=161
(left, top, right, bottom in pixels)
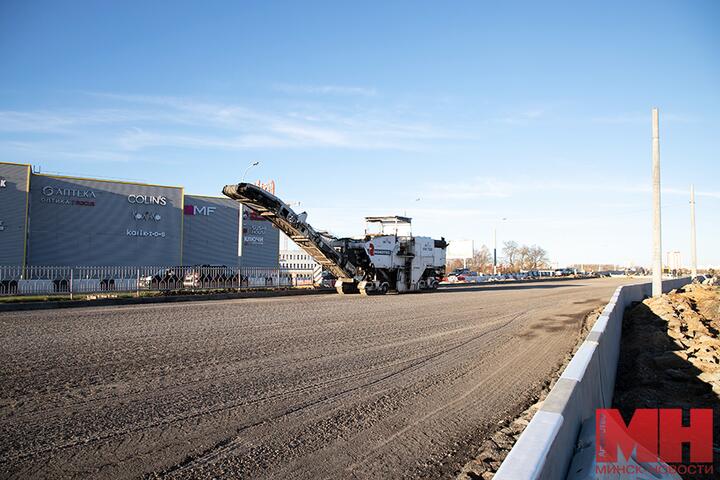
left=364, top=216, right=412, bottom=238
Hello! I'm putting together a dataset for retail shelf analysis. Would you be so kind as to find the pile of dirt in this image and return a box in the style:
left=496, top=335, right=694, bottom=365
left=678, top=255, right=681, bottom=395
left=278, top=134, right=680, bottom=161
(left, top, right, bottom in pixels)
left=456, top=307, right=604, bottom=480
left=613, top=279, right=720, bottom=474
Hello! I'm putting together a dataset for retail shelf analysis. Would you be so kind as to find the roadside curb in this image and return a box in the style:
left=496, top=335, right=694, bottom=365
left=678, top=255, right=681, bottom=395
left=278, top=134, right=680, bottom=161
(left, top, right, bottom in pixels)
left=493, top=277, right=695, bottom=480
left=0, top=288, right=336, bottom=312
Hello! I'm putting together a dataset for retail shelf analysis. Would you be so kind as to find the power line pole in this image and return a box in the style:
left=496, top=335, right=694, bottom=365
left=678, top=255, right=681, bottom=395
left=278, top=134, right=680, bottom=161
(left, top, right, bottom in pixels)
left=690, top=184, right=697, bottom=278
left=652, top=107, right=663, bottom=297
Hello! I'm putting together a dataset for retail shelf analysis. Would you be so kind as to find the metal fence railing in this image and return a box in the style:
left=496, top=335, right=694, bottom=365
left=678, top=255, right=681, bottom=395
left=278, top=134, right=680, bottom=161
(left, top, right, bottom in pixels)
left=0, top=265, right=318, bottom=297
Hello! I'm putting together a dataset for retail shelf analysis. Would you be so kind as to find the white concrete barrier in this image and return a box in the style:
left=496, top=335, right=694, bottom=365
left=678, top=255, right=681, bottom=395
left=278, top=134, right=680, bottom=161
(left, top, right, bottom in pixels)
left=494, top=277, right=693, bottom=480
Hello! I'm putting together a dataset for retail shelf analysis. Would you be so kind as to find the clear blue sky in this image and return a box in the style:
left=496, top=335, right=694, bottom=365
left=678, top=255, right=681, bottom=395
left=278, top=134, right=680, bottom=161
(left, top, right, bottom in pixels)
left=1, top=0, right=718, bottom=267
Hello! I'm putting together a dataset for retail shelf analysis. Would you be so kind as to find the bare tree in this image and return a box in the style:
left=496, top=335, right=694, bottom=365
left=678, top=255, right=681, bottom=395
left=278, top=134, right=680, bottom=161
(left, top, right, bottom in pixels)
left=502, top=241, right=519, bottom=271
left=527, top=245, right=549, bottom=269
left=518, top=245, right=531, bottom=271
left=446, top=258, right=464, bottom=272
left=471, top=245, right=492, bottom=273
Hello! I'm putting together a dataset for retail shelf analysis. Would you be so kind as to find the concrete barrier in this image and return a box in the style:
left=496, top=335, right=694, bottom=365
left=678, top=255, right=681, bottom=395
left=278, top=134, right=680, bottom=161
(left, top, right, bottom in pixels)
left=494, top=277, right=693, bottom=480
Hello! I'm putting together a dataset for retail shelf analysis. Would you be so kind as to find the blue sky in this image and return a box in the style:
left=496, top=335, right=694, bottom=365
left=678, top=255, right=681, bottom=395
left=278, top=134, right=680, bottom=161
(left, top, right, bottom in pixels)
left=1, top=0, right=718, bottom=267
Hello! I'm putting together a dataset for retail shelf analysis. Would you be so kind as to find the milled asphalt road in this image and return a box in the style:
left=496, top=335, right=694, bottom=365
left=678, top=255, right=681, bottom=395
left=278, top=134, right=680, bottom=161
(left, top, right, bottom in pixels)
left=0, top=278, right=633, bottom=479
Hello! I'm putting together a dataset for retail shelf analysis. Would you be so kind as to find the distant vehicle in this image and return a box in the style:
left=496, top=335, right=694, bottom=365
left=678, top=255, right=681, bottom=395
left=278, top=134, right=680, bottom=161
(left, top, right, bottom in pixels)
left=450, top=268, right=470, bottom=277
left=138, top=268, right=183, bottom=290
left=320, top=271, right=336, bottom=289
left=448, top=271, right=482, bottom=283
left=182, top=265, right=240, bottom=289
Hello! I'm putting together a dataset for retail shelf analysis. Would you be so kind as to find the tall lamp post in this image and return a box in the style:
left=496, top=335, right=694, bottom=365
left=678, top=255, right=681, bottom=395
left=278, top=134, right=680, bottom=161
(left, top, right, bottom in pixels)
left=690, top=185, right=697, bottom=278
left=242, top=161, right=260, bottom=182
left=493, top=217, right=507, bottom=275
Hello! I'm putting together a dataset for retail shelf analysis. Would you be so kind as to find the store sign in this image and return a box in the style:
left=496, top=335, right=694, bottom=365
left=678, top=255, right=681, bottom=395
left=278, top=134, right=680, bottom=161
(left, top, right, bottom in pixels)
left=242, top=208, right=267, bottom=222
left=42, top=185, right=96, bottom=198
left=40, top=185, right=96, bottom=206
left=133, top=211, right=162, bottom=221
left=184, top=205, right=216, bottom=216
left=127, top=194, right=167, bottom=206
left=126, top=229, right=166, bottom=238
left=0, top=177, right=6, bottom=188
left=243, top=224, right=266, bottom=245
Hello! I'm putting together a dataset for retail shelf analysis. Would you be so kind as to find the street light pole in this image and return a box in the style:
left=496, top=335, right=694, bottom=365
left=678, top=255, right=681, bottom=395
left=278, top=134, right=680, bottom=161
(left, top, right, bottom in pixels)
left=651, top=108, right=663, bottom=297
left=690, top=184, right=697, bottom=278
left=493, top=227, right=497, bottom=275
left=493, top=217, right=506, bottom=275
left=242, top=161, right=260, bottom=183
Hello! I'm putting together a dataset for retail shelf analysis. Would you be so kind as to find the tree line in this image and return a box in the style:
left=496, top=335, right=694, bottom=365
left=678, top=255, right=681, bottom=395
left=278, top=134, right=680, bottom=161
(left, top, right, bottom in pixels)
left=446, top=241, right=550, bottom=273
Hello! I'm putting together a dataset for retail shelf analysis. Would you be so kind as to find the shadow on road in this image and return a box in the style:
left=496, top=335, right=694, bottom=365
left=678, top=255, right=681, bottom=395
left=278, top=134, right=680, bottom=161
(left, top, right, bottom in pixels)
left=613, top=300, right=720, bottom=477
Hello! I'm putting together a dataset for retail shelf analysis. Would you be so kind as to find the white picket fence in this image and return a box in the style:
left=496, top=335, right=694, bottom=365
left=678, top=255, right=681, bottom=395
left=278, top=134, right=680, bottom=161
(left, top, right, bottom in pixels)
left=0, top=265, right=317, bottom=297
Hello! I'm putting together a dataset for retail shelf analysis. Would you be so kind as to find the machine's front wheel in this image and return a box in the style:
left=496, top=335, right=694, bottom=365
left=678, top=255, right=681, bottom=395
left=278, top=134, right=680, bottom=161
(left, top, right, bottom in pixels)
left=336, top=281, right=359, bottom=295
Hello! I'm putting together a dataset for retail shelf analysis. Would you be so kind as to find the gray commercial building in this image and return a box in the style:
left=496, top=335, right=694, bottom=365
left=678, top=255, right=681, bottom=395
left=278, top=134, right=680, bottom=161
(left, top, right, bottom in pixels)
left=0, top=162, right=31, bottom=266
left=0, top=162, right=279, bottom=268
left=182, top=195, right=240, bottom=266
left=240, top=206, right=280, bottom=268
left=27, top=174, right=184, bottom=266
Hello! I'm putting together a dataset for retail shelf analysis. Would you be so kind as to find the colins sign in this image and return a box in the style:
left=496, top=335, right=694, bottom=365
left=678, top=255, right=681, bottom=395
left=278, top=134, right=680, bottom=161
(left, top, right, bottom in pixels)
left=127, top=194, right=167, bottom=206
left=184, top=205, right=216, bottom=216
left=40, top=185, right=96, bottom=206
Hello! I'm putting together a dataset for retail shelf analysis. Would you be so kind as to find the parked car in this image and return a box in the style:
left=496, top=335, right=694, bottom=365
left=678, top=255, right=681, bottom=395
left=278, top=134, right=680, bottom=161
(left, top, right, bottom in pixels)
left=452, top=267, right=470, bottom=274
left=138, top=268, right=183, bottom=290
left=320, top=271, right=336, bottom=289
left=182, top=265, right=240, bottom=289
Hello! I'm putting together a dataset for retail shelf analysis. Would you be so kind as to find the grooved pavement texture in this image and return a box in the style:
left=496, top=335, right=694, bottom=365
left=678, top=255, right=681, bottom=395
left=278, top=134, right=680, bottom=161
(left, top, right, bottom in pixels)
left=0, top=278, right=634, bottom=479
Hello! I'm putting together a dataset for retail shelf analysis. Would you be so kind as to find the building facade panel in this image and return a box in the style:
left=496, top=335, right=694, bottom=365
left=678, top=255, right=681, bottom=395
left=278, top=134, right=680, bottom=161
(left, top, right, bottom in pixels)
left=182, top=195, right=240, bottom=266
left=240, top=206, right=279, bottom=268
left=0, top=162, right=31, bottom=266
left=27, top=175, right=182, bottom=266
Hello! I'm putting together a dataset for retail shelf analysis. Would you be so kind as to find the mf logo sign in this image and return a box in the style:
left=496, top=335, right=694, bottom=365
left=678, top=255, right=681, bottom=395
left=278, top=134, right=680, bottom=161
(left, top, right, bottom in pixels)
left=596, top=408, right=713, bottom=476
left=184, top=205, right=216, bottom=216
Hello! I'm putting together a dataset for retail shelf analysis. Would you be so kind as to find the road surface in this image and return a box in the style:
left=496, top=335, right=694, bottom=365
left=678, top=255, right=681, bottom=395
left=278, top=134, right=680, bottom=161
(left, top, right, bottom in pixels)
left=0, top=278, right=633, bottom=479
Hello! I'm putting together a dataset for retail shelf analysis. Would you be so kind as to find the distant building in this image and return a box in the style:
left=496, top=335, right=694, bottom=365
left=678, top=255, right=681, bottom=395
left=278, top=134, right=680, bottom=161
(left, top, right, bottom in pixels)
left=666, top=251, right=682, bottom=271
left=0, top=161, right=279, bottom=268
left=279, top=249, right=318, bottom=285
left=279, top=249, right=318, bottom=271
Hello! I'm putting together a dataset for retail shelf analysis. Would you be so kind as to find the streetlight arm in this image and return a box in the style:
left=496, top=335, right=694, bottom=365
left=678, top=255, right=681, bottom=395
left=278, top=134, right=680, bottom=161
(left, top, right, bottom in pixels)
left=241, top=161, right=260, bottom=182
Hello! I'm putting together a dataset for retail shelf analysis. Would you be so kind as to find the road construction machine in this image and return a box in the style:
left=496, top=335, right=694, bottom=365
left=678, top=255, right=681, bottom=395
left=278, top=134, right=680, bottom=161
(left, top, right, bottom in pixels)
left=223, top=182, right=447, bottom=295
